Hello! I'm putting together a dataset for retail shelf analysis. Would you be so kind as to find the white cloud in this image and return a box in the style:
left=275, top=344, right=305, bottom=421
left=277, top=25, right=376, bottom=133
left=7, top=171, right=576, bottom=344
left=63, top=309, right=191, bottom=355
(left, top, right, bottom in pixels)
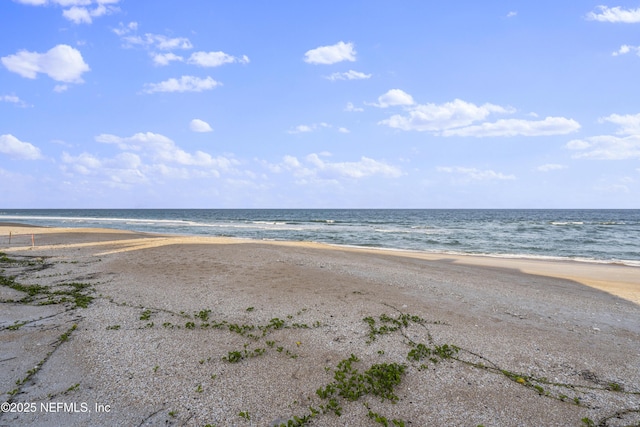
left=190, top=119, right=213, bottom=133
left=338, top=127, right=350, bottom=133
left=95, top=132, right=238, bottom=169
left=537, top=163, right=568, bottom=172
left=119, top=33, right=193, bottom=50
left=307, top=154, right=402, bottom=179
left=143, top=76, right=221, bottom=94
left=612, top=44, right=640, bottom=56
left=1, top=44, right=90, bottom=83
left=345, top=102, right=364, bottom=112
left=0, top=134, right=42, bottom=159
left=304, top=41, right=356, bottom=65
left=114, top=25, right=251, bottom=71
left=437, top=166, right=515, bottom=181
left=442, top=116, right=581, bottom=137
left=15, top=0, right=119, bottom=23
left=113, top=21, right=137, bottom=36
left=380, top=98, right=510, bottom=132
left=53, top=84, right=69, bottom=93
left=288, top=125, right=313, bottom=134
left=599, top=113, right=640, bottom=135
left=567, top=134, right=640, bottom=159
left=325, top=70, right=371, bottom=81
left=1, top=94, right=29, bottom=107
left=62, top=3, right=114, bottom=24
left=586, top=5, right=640, bottom=23
left=187, top=51, right=249, bottom=67
left=152, top=53, right=184, bottom=66
left=506, top=11, right=517, bottom=18
left=568, top=112, right=640, bottom=159
left=373, top=89, right=415, bottom=108
left=271, top=153, right=402, bottom=180
left=375, top=93, right=579, bottom=137
left=61, top=151, right=147, bottom=185
left=287, top=123, right=331, bottom=134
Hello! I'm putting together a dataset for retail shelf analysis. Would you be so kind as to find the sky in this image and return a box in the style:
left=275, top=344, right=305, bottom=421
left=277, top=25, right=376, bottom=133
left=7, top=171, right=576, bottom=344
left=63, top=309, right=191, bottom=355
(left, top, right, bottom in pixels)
left=1, top=1, right=640, bottom=208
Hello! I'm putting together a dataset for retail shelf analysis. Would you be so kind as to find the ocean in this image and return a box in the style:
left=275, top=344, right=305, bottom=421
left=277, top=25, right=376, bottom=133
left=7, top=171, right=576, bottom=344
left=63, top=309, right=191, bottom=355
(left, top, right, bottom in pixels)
left=1, top=209, right=639, bottom=266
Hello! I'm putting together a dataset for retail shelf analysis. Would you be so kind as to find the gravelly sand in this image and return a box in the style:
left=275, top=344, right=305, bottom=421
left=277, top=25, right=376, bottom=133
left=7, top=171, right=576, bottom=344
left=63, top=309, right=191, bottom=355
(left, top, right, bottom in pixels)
left=1, top=225, right=639, bottom=427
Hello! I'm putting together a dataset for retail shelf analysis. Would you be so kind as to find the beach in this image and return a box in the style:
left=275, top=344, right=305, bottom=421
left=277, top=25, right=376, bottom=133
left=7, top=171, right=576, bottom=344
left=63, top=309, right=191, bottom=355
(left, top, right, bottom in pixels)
left=1, top=225, right=639, bottom=426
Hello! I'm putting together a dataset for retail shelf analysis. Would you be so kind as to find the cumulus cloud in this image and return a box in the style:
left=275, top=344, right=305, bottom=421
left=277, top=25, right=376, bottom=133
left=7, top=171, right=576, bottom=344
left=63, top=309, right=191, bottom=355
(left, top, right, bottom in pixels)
left=380, top=98, right=510, bottom=132
left=567, top=113, right=640, bottom=159
left=15, top=0, right=119, bottom=24
left=143, top=76, right=220, bottom=94
left=586, top=5, right=640, bottom=23
left=270, top=153, right=402, bottom=181
left=1, top=94, right=29, bottom=107
left=325, top=70, right=371, bottom=81
left=1, top=44, right=90, bottom=83
left=372, top=89, right=415, bottom=108
left=61, top=151, right=147, bottom=186
left=190, top=119, right=213, bottom=133
left=304, top=41, right=356, bottom=65
left=152, top=53, right=183, bottom=66
left=122, top=33, right=193, bottom=50
left=306, top=154, right=402, bottom=179
left=0, top=134, right=42, bottom=159
left=612, top=45, right=640, bottom=56
left=113, top=23, right=192, bottom=52
left=599, top=113, right=640, bottom=134
left=345, top=102, right=364, bottom=112
left=375, top=91, right=578, bottom=137
left=188, top=51, right=249, bottom=67
left=537, top=163, right=568, bottom=172
left=287, top=123, right=331, bottom=134
left=95, top=132, right=235, bottom=168
left=113, top=21, right=137, bottom=36
left=113, top=23, right=251, bottom=72
left=442, top=117, right=581, bottom=137
left=567, top=135, right=640, bottom=159
left=437, top=166, right=515, bottom=181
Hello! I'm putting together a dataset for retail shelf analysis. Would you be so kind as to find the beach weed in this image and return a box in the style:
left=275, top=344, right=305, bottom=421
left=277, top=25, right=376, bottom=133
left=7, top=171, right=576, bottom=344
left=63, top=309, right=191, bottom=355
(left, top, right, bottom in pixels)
left=317, top=354, right=406, bottom=404
left=195, top=309, right=211, bottom=321
left=65, top=383, right=80, bottom=393
left=607, top=382, right=623, bottom=392
left=581, top=418, right=595, bottom=427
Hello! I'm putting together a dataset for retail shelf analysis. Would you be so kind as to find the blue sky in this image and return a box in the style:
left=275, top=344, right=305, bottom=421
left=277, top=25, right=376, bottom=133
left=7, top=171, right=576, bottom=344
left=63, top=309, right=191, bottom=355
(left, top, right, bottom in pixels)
left=1, top=1, right=639, bottom=208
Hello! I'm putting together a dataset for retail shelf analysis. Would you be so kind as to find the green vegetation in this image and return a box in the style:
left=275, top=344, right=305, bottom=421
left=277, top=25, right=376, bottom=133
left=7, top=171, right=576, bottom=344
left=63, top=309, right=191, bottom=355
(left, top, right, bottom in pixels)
left=3, top=247, right=637, bottom=426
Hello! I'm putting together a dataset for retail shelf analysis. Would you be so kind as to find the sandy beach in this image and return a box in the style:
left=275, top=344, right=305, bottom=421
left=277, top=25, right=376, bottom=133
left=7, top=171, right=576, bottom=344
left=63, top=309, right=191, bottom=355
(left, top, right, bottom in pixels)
left=1, top=224, right=639, bottom=426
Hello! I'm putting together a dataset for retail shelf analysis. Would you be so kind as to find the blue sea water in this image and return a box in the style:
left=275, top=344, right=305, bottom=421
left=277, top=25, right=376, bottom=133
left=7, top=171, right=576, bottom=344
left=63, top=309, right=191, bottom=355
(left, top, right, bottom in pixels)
left=1, top=209, right=639, bottom=266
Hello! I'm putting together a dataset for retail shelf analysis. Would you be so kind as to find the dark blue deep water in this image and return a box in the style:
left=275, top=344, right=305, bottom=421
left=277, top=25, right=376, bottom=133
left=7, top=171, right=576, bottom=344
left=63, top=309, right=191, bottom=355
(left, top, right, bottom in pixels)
left=1, top=209, right=639, bottom=266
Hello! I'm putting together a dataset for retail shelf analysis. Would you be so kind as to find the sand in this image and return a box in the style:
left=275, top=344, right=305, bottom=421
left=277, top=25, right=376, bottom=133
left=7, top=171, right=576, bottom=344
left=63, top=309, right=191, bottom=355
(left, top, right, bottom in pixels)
left=0, top=224, right=639, bottom=426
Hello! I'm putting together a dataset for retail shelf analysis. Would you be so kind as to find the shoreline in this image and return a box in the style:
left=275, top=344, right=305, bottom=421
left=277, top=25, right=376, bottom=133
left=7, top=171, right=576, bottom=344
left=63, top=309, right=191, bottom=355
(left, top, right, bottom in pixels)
left=1, top=224, right=639, bottom=426
left=1, top=223, right=639, bottom=305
